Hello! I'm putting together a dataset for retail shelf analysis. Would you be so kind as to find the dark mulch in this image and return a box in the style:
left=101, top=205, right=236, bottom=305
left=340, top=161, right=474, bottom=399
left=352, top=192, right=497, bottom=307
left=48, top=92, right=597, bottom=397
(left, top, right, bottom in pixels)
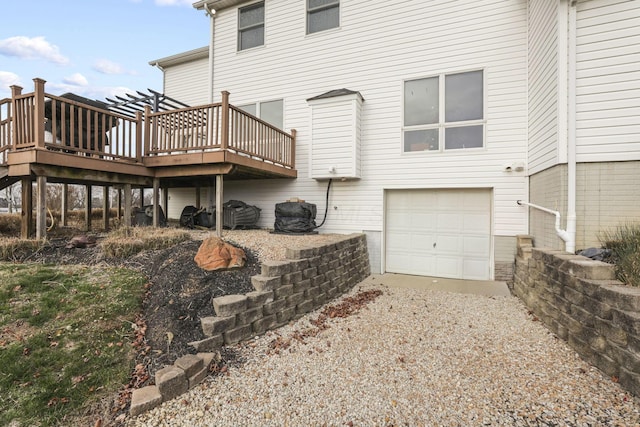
left=13, top=234, right=259, bottom=378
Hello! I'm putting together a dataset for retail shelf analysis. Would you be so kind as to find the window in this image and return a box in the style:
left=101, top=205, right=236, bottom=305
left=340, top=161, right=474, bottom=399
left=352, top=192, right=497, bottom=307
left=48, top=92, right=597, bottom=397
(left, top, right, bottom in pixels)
left=307, top=0, right=339, bottom=34
left=238, top=99, right=284, bottom=129
left=403, top=70, right=484, bottom=152
left=238, top=1, right=264, bottom=51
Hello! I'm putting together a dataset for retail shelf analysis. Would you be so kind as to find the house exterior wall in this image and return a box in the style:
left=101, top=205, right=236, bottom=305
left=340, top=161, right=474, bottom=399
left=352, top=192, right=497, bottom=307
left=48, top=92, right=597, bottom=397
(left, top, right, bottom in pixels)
left=575, top=0, right=640, bottom=163
left=527, top=0, right=560, bottom=175
left=527, top=0, right=640, bottom=253
left=162, top=0, right=531, bottom=277
left=224, top=0, right=529, bottom=276
left=529, top=161, right=640, bottom=251
left=163, top=57, right=209, bottom=106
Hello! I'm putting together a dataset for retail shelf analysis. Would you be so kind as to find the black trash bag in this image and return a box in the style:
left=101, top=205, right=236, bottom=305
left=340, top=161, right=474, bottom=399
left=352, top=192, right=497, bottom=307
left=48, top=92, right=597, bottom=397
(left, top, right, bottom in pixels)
left=224, top=200, right=248, bottom=209
left=274, top=202, right=317, bottom=233
left=577, top=247, right=612, bottom=261
left=179, top=205, right=199, bottom=228
left=133, top=205, right=166, bottom=227
left=275, top=202, right=317, bottom=220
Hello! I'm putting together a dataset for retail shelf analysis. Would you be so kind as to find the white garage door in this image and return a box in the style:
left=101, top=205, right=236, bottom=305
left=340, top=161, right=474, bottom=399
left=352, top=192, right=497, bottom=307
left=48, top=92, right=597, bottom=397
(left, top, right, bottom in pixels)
left=385, top=188, right=492, bottom=280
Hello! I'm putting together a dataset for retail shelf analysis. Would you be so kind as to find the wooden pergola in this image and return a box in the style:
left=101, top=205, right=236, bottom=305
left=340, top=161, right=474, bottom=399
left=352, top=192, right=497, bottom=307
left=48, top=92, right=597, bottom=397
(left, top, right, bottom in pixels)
left=0, top=78, right=297, bottom=239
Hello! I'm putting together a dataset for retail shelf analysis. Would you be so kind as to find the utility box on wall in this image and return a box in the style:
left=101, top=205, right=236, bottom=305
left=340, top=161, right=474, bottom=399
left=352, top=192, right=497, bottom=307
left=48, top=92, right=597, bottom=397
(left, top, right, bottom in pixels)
left=307, top=89, right=363, bottom=180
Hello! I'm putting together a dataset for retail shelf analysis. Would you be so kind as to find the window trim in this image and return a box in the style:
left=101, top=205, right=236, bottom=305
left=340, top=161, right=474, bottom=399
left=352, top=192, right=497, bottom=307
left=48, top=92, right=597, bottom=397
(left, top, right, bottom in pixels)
left=402, top=69, right=486, bottom=153
left=237, top=1, right=265, bottom=52
left=306, top=0, right=340, bottom=35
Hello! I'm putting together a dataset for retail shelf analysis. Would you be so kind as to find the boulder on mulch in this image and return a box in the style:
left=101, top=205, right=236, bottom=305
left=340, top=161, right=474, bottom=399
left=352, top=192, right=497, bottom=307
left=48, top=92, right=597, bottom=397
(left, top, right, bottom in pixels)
left=194, top=237, right=246, bottom=271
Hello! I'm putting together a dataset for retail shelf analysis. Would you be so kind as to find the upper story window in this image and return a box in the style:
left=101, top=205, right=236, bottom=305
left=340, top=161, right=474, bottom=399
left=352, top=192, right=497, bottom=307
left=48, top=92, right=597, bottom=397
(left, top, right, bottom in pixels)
left=403, top=70, right=484, bottom=152
left=238, top=1, right=265, bottom=51
left=307, top=0, right=339, bottom=34
left=238, top=99, right=284, bottom=129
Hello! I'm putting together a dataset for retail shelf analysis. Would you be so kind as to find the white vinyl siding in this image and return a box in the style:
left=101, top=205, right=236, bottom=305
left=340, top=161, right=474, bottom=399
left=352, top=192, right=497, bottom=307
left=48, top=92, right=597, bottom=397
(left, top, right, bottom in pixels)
left=163, top=57, right=209, bottom=106
left=575, top=0, right=640, bottom=162
left=527, top=0, right=559, bottom=174
left=163, top=0, right=529, bottom=275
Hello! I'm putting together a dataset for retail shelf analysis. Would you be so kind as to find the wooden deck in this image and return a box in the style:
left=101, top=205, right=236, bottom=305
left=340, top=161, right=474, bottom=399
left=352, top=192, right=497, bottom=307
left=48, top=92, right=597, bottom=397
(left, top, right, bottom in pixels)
left=0, top=78, right=297, bottom=238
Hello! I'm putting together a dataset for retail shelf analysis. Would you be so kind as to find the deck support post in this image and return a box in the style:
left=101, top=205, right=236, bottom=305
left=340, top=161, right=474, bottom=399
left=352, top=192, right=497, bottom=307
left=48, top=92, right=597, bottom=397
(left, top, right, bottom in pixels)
left=138, top=188, right=144, bottom=208
left=124, top=184, right=132, bottom=227
left=152, top=178, right=160, bottom=227
left=195, top=185, right=201, bottom=209
left=102, top=186, right=110, bottom=231
left=85, top=185, right=92, bottom=231
left=35, top=176, right=47, bottom=240
left=117, top=188, right=122, bottom=224
left=161, top=185, right=168, bottom=223
left=215, top=175, right=223, bottom=238
left=20, top=178, right=32, bottom=239
left=61, top=184, right=68, bottom=227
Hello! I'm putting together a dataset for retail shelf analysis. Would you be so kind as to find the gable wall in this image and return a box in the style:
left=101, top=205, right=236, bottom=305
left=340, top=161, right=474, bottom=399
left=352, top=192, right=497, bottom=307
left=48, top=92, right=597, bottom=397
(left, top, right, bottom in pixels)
left=575, top=0, right=640, bottom=162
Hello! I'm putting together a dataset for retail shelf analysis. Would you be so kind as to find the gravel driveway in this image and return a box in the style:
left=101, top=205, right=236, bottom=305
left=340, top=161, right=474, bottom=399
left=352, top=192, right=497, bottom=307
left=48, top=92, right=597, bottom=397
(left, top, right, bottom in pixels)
left=127, top=276, right=640, bottom=426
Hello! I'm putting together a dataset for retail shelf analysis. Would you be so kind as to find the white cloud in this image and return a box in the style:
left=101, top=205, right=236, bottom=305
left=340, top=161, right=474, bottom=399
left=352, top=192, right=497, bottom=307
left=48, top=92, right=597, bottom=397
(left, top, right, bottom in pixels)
left=92, top=58, right=137, bottom=76
left=154, top=0, right=193, bottom=6
left=0, top=36, right=69, bottom=65
left=0, top=71, right=21, bottom=93
left=46, top=81, right=133, bottom=102
left=62, top=73, right=88, bottom=87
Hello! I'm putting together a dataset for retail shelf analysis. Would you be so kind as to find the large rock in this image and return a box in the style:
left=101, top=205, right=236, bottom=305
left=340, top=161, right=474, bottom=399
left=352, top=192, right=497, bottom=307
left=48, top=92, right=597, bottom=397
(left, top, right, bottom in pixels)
left=194, top=237, right=246, bottom=271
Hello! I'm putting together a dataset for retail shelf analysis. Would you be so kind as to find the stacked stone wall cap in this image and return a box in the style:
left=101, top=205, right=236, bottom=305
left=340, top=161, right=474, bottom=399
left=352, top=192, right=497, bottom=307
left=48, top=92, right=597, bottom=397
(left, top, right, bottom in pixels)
left=251, top=275, right=282, bottom=292
left=188, top=334, right=223, bottom=352
left=516, top=234, right=534, bottom=247
left=130, top=386, right=162, bottom=416
left=201, top=315, right=236, bottom=336
left=155, top=365, right=188, bottom=402
left=175, top=354, right=204, bottom=378
left=212, top=294, right=248, bottom=317
left=568, top=259, right=616, bottom=280
left=262, top=260, right=292, bottom=276
left=597, top=284, right=640, bottom=311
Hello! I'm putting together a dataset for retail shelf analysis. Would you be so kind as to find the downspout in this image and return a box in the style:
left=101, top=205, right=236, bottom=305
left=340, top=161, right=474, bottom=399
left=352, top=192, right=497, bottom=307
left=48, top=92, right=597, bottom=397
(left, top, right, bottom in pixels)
left=203, top=3, right=216, bottom=104
left=566, top=0, right=578, bottom=254
left=517, top=200, right=571, bottom=246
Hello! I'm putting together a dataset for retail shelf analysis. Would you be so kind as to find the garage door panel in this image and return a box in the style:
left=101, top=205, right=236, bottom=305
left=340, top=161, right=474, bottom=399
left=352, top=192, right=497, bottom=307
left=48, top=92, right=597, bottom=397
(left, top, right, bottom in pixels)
left=386, top=188, right=492, bottom=280
left=463, top=258, right=490, bottom=280
left=435, top=256, right=462, bottom=278
left=463, top=235, right=491, bottom=256
left=436, top=212, right=463, bottom=232
left=464, top=213, right=491, bottom=233
left=435, top=235, right=462, bottom=254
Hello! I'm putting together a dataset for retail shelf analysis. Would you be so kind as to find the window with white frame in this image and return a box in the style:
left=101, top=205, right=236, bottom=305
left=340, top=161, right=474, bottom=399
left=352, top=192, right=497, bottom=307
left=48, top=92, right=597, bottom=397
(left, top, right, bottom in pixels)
left=307, top=0, right=339, bottom=34
left=238, top=1, right=264, bottom=51
left=238, top=99, right=284, bottom=129
left=403, top=70, right=484, bottom=152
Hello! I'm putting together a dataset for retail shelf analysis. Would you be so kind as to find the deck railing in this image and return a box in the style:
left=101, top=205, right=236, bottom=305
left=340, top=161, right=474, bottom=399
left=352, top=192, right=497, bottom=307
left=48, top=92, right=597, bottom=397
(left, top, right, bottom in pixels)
left=6, top=79, right=296, bottom=170
left=146, top=91, right=296, bottom=169
left=10, top=79, right=142, bottom=162
left=0, top=97, right=11, bottom=165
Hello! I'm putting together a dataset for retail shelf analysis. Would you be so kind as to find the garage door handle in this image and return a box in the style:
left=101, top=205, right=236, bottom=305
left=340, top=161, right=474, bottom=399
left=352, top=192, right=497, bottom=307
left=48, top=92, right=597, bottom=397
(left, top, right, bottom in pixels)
left=433, top=242, right=436, bottom=248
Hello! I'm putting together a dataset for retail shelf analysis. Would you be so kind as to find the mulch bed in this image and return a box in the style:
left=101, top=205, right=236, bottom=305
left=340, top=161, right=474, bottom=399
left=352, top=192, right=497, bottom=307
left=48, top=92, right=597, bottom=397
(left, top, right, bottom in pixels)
left=14, top=235, right=259, bottom=379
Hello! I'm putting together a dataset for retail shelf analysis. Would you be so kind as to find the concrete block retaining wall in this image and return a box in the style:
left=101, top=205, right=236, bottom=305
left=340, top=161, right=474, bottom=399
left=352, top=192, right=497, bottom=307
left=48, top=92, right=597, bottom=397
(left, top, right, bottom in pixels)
left=512, top=235, right=640, bottom=397
left=130, top=233, right=370, bottom=416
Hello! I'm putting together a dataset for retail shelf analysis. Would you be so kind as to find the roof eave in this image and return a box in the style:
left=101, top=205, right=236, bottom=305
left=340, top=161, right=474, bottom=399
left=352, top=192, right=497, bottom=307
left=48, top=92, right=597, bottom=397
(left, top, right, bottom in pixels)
left=193, top=0, right=247, bottom=12
left=149, top=46, right=209, bottom=69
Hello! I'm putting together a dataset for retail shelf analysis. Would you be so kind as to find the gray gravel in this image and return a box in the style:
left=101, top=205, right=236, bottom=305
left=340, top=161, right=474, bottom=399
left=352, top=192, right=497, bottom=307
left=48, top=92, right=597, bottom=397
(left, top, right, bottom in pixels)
left=127, top=279, right=640, bottom=426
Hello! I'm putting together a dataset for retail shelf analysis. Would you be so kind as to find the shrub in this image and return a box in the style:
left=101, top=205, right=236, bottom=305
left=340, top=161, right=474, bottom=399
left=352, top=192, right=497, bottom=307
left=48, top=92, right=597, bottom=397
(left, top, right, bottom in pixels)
left=0, top=213, right=21, bottom=235
left=599, top=223, right=640, bottom=287
left=100, top=226, right=191, bottom=258
left=0, top=238, right=43, bottom=261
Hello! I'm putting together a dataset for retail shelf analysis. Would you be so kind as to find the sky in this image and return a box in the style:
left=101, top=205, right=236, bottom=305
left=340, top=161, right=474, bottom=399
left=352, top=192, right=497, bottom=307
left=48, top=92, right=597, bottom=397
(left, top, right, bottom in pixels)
left=0, top=0, right=210, bottom=102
